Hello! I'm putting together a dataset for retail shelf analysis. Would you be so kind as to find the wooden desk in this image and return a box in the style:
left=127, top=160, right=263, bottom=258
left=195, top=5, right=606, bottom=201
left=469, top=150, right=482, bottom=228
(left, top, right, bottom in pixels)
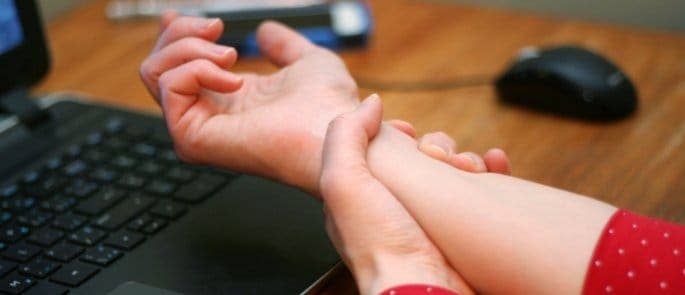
left=36, top=0, right=685, bottom=293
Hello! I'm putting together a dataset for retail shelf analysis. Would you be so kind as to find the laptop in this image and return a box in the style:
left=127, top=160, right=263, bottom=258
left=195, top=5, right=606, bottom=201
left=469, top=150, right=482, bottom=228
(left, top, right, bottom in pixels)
left=0, top=1, right=340, bottom=294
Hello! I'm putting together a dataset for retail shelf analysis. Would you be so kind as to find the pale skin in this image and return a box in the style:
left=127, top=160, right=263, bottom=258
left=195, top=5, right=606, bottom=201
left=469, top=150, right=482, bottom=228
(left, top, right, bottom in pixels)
left=141, top=13, right=617, bottom=294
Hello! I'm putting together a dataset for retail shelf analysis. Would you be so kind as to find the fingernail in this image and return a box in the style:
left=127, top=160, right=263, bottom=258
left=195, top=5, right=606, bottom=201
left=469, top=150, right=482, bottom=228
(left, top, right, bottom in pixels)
left=359, top=93, right=380, bottom=108
left=428, top=143, right=450, bottom=157
left=197, top=18, right=220, bottom=30
left=467, top=154, right=484, bottom=171
left=212, top=45, right=233, bottom=56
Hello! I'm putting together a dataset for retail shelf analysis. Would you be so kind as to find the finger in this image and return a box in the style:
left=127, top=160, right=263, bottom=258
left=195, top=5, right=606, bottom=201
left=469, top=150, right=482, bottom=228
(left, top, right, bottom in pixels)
left=141, top=37, right=238, bottom=99
left=158, top=59, right=243, bottom=126
left=256, top=21, right=318, bottom=67
left=448, top=152, right=487, bottom=173
left=418, top=132, right=457, bottom=163
left=160, top=10, right=179, bottom=31
left=320, top=94, right=383, bottom=184
left=387, top=119, right=417, bottom=138
left=154, top=16, right=224, bottom=52
left=483, top=148, right=511, bottom=175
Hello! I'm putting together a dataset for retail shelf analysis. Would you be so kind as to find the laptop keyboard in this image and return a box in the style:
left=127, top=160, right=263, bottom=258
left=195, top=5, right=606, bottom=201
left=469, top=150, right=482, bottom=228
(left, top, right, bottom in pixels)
left=0, top=117, right=235, bottom=294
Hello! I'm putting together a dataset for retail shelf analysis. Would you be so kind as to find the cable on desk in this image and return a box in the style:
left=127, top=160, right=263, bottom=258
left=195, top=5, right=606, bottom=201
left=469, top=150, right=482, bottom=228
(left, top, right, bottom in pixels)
left=353, top=74, right=494, bottom=92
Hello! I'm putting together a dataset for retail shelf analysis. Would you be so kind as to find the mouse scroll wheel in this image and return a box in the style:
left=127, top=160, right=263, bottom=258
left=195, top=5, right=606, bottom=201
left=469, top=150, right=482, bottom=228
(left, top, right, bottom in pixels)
left=517, top=46, right=540, bottom=61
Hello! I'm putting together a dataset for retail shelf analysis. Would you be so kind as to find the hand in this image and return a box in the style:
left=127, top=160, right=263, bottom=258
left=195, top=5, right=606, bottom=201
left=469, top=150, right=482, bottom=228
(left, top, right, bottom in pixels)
left=319, top=94, right=473, bottom=295
left=384, top=120, right=511, bottom=174
left=140, top=13, right=359, bottom=194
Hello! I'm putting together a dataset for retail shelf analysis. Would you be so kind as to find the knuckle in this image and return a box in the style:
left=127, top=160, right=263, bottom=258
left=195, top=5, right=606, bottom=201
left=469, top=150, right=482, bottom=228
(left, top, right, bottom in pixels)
left=139, top=58, right=154, bottom=78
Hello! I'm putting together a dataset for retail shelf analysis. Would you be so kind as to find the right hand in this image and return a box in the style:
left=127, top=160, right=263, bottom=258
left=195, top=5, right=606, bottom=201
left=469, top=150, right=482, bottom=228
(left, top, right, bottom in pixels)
left=140, top=13, right=360, bottom=194
left=386, top=120, right=511, bottom=174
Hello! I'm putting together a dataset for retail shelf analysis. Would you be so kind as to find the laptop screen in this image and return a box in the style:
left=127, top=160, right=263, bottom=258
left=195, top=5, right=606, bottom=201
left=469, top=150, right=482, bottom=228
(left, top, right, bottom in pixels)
left=0, top=0, right=49, bottom=97
left=0, top=0, right=23, bottom=56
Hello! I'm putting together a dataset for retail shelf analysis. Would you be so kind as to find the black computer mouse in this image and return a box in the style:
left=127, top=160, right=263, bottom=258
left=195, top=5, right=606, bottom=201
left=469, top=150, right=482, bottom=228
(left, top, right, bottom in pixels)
left=495, top=46, right=637, bottom=119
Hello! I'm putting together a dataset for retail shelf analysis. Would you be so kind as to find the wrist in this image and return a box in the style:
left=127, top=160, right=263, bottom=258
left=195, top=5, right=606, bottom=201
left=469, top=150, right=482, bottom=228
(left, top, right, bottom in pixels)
left=353, top=252, right=457, bottom=295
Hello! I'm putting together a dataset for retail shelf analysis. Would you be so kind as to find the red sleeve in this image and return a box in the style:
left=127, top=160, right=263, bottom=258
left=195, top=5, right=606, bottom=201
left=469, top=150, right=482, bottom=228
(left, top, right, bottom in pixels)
left=583, top=209, right=685, bottom=294
left=379, top=284, right=459, bottom=295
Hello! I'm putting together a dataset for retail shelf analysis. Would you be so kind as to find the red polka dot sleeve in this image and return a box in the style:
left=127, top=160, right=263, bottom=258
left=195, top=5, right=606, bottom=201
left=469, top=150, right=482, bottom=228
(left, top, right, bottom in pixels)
left=379, top=284, right=459, bottom=295
left=583, top=209, right=685, bottom=294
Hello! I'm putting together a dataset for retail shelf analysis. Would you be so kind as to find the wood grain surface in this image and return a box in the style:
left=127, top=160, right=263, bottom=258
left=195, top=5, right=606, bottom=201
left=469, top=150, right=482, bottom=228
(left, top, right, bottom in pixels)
left=34, top=0, right=685, bottom=293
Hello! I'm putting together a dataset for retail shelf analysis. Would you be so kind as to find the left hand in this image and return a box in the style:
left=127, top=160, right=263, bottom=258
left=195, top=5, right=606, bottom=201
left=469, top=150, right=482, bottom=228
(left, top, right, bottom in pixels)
left=319, top=94, right=474, bottom=295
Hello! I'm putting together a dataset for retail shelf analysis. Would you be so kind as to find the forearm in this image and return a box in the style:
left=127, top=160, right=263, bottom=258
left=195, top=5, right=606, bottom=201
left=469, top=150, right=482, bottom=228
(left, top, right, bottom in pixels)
left=366, top=124, right=617, bottom=294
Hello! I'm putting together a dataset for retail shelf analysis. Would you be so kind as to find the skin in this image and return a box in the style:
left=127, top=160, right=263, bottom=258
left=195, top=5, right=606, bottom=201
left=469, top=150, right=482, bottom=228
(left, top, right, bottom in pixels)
left=141, top=14, right=616, bottom=294
left=320, top=95, right=473, bottom=295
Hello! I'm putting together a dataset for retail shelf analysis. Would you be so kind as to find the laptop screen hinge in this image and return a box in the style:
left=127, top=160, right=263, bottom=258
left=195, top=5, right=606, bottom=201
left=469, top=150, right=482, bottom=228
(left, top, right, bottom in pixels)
left=0, top=87, right=50, bottom=128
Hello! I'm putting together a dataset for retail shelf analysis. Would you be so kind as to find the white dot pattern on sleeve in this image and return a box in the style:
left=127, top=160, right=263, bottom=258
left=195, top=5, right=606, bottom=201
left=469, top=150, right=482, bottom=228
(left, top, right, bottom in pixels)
left=582, top=210, right=685, bottom=295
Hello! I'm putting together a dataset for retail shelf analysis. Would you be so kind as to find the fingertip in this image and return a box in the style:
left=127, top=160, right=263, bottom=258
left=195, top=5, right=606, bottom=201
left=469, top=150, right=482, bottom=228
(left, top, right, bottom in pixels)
left=256, top=20, right=315, bottom=67
left=160, top=10, right=179, bottom=30
left=448, top=153, right=478, bottom=172
left=387, top=119, right=417, bottom=138
left=484, top=148, right=511, bottom=175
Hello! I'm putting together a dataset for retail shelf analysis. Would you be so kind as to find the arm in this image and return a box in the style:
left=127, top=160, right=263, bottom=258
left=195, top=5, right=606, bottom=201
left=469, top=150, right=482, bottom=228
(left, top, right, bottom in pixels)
left=366, top=124, right=617, bottom=294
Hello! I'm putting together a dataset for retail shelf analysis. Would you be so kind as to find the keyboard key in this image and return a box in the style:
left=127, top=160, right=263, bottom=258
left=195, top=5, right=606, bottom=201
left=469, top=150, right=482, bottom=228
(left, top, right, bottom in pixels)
left=111, top=154, right=138, bottom=169
left=0, top=224, right=30, bottom=243
left=25, top=175, right=67, bottom=198
left=24, top=281, right=68, bottom=295
left=2, top=243, right=41, bottom=262
left=105, top=231, right=145, bottom=250
left=39, top=195, right=76, bottom=213
left=80, top=245, right=122, bottom=266
left=0, top=184, right=19, bottom=198
left=27, top=228, right=64, bottom=247
left=105, top=118, right=125, bottom=134
left=145, top=180, right=176, bottom=196
left=166, top=167, right=196, bottom=183
left=50, top=262, right=98, bottom=287
left=132, top=143, right=156, bottom=157
left=19, top=258, right=60, bottom=278
left=44, top=156, right=63, bottom=171
left=83, top=149, right=110, bottom=163
left=62, top=160, right=89, bottom=177
left=68, top=226, right=107, bottom=246
left=127, top=215, right=152, bottom=231
left=63, top=179, right=99, bottom=199
left=22, top=171, right=41, bottom=185
left=149, top=201, right=187, bottom=220
left=0, top=272, right=35, bottom=294
left=17, top=210, right=53, bottom=227
left=173, top=174, right=226, bottom=203
left=103, top=137, right=128, bottom=150
left=75, top=187, right=126, bottom=216
left=52, top=213, right=86, bottom=231
left=63, top=144, right=83, bottom=158
left=89, top=167, right=120, bottom=182
left=158, top=149, right=179, bottom=162
left=45, top=243, right=84, bottom=262
left=0, top=259, right=17, bottom=277
left=93, top=193, right=156, bottom=230
left=0, top=212, right=11, bottom=225
left=137, top=161, right=164, bottom=175
left=85, top=132, right=104, bottom=146
left=141, top=219, right=167, bottom=234
left=1, top=196, right=36, bottom=213
left=123, top=125, right=150, bottom=140
left=117, top=173, right=147, bottom=189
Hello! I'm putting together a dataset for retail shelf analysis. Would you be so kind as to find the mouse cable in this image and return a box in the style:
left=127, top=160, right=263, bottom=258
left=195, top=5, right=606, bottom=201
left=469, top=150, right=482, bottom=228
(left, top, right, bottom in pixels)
left=353, top=74, right=494, bottom=92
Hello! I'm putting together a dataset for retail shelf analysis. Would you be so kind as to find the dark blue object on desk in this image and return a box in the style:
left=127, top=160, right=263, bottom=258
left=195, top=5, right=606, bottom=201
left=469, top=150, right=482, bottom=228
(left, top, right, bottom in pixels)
left=214, top=2, right=373, bottom=56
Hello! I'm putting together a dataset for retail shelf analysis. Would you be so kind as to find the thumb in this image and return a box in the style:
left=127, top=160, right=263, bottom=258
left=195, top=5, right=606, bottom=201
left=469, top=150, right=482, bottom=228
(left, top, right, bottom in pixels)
left=320, top=94, right=383, bottom=192
left=256, top=21, right=317, bottom=67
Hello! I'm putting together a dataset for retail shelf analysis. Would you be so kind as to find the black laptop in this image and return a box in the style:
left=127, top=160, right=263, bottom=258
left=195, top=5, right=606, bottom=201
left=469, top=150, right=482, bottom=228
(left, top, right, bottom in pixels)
left=0, top=1, right=339, bottom=294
